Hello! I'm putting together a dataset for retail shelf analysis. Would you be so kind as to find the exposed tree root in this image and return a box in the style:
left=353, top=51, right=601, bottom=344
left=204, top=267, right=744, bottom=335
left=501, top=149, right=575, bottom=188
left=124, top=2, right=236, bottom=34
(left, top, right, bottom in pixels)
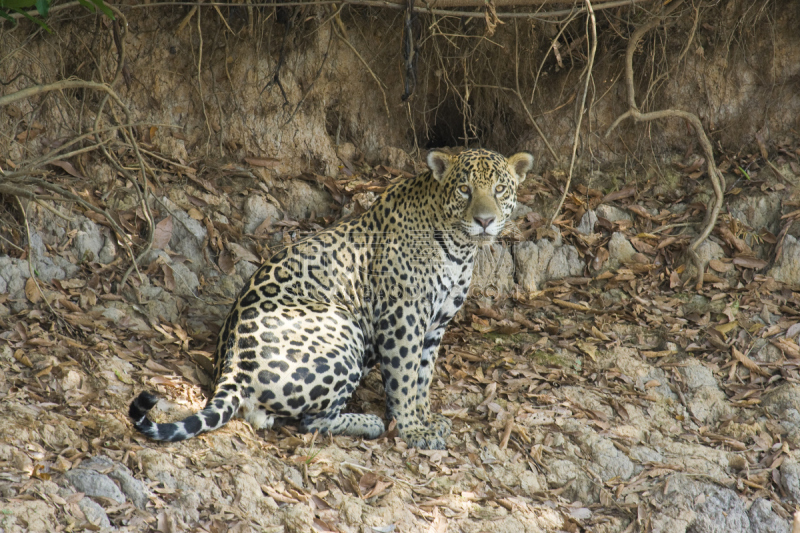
left=605, top=0, right=724, bottom=290
left=548, top=0, right=596, bottom=227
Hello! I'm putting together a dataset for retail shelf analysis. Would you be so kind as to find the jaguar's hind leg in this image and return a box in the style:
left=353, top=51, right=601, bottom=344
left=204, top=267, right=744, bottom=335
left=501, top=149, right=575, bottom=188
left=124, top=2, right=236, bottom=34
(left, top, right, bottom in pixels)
left=300, top=409, right=385, bottom=439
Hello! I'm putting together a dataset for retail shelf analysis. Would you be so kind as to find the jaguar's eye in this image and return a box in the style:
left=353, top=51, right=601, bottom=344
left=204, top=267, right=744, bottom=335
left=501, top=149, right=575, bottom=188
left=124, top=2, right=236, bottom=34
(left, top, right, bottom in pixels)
left=458, top=185, right=471, bottom=195
left=495, top=185, right=506, bottom=194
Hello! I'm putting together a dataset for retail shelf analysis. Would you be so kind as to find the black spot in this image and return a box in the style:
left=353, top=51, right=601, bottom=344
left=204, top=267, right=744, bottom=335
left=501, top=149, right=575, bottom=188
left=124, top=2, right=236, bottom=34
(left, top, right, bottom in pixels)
left=260, top=346, right=280, bottom=359
left=221, top=384, right=238, bottom=392
left=258, top=370, right=280, bottom=384
left=283, top=383, right=294, bottom=396
left=258, top=390, right=276, bottom=403
left=391, top=356, right=400, bottom=369
left=259, top=301, right=277, bottom=313
left=287, top=397, right=306, bottom=409
left=309, top=385, right=328, bottom=401
left=292, top=368, right=310, bottom=381
left=333, top=362, right=348, bottom=376
left=268, top=360, right=290, bottom=372
left=238, top=361, right=258, bottom=372
left=399, top=346, right=409, bottom=357
left=183, top=415, right=202, bottom=434
left=238, top=336, right=258, bottom=349
left=275, top=267, right=292, bottom=283
left=241, top=307, right=259, bottom=320
left=260, top=283, right=281, bottom=297
left=241, top=290, right=259, bottom=307
left=323, top=375, right=334, bottom=385
left=203, top=410, right=220, bottom=427
left=234, top=373, right=252, bottom=384
left=383, top=338, right=396, bottom=350
left=334, top=380, right=346, bottom=391
left=261, top=331, right=280, bottom=344
left=390, top=378, right=399, bottom=391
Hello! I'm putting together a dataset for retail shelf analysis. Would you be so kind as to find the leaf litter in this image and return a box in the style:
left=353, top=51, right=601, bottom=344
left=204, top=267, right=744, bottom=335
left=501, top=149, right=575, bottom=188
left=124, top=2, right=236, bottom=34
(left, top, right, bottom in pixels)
left=0, top=155, right=799, bottom=532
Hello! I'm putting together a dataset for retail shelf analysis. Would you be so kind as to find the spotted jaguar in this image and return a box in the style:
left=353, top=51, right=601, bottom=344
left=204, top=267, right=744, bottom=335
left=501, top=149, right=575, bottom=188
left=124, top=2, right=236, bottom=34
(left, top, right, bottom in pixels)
left=130, top=148, right=533, bottom=449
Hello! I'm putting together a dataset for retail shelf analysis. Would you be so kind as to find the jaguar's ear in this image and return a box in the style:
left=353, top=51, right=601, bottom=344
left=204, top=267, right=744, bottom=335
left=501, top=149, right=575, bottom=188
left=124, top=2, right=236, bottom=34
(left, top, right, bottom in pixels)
left=508, top=152, right=534, bottom=184
left=427, top=150, right=453, bottom=183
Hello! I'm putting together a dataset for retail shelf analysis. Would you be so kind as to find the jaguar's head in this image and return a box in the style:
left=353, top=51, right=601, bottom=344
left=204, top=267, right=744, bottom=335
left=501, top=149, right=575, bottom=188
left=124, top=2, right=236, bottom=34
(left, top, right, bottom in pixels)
left=428, top=148, right=534, bottom=245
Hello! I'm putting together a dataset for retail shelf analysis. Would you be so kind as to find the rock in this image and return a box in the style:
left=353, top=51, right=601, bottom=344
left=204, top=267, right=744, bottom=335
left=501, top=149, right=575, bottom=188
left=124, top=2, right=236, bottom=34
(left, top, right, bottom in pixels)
left=728, top=192, right=781, bottom=233
left=28, top=232, right=79, bottom=282
left=597, top=204, right=632, bottom=223
left=584, top=435, right=634, bottom=481
left=336, top=142, right=357, bottom=162
left=282, top=502, right=315, bottom=533
left=79, top=456, right=150, bottom=510
left=277, top=180, right=335, bottom=220
left=546, top=459, right=596, bottom=503
left=780, top=460, right=800, bottom=502
left=98, top=235, right=117, bottom=264
left=679, top=362, right=718, bottom=389
left=61, top=370, right=82, bottom=391
left=169, top=261, right=200, bottom=298
left=0, top=499, right=57, bottom=532
left=748, top=498, right=790, bottom=533
left=243, top=195, right=282, bottom=234
left=0, top=255, right=30, bottom=297
left=73, top=220, right=105, bottom=263
left=471, top=244, right=514, bottom=300
left=65, top=468, right=126, bottom=504
left=655, top=474, right=751, bottom=533
left=161, top=196, right=208, bottom=270
left=607, top=232, right=636, bottom=268
left=768, top=235, right=800, bottom=287
left=513, top=233, right=583, bottom=292
left=762, top=383, right=800, bottom=415
left=511, top=203, right=533, bottom=220
left=576, top=210, right=598, bottom=235
left=378, top=146, right=413, bottom=170
left=693, top=239, right=726, bottom=271
left=77, top=497, right=112, bottom=529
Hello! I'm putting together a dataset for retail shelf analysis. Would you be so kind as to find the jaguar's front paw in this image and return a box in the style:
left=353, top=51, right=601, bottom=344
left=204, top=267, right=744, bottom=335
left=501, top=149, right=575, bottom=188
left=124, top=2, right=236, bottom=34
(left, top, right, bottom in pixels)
left=425, top=412, right=452, bottom=439
left=400, top=425, right=448, bottom=450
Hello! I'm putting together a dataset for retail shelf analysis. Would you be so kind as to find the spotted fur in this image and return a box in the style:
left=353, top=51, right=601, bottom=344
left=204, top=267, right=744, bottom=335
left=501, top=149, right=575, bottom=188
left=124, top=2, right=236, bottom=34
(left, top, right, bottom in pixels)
left=129, top=149, right=534, bottom=449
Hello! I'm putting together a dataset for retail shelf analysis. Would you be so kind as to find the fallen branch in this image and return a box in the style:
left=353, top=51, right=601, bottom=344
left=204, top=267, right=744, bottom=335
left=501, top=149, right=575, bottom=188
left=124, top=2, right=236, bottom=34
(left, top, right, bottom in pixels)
left=115, top=0, right=654, bottom=21
left=605, top=0, right=724, bottom=290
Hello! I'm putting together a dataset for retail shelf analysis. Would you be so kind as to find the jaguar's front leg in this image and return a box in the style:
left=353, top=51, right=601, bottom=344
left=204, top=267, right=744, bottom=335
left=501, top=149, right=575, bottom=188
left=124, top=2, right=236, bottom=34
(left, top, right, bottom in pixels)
left=416, top=326, right=451, bottom=440
left=377, top=310, right=448, bottom=450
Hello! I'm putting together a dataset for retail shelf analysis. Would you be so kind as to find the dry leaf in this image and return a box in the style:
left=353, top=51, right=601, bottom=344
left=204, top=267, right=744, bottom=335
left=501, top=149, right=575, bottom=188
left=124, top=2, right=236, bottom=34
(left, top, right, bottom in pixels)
left=708, top=259, right=733, bottom=273
left=153, top=216, right=174, bottom=250
left=731, top=346, right=769, bottom=376
left=50, top=160, right=85, bottom=179
left=732, top=256, right=767, bottom=269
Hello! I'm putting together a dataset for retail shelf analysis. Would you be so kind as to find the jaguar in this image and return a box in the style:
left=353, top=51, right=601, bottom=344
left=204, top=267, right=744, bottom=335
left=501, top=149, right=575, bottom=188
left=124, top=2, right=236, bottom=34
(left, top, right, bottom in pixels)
left=129, top=148, right=533, bottom=450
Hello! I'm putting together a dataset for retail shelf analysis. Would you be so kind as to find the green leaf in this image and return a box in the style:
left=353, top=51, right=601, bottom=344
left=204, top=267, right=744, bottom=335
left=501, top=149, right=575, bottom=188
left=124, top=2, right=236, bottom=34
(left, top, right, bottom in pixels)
left=34, top=0, right=48, bottom=17
left=0, top=10, right=16, bottom=24
left=0, top=1, right=38, bottom=9
left=77, top=0, right=114, bottom=19
left=77, top=0, right=95, bottom=13
left=9, top=5, right=51, bottom=32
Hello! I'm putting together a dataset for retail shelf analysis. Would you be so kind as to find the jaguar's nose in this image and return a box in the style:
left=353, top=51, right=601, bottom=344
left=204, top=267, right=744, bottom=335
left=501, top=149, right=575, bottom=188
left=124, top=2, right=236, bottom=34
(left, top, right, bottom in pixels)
left=474, top=216, right=495, bottom=229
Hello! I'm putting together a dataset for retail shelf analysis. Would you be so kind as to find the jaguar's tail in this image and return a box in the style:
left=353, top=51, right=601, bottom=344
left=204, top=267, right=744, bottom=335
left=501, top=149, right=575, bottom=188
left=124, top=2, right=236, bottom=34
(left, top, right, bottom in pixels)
left=129, top=391, right=238, bottom=442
